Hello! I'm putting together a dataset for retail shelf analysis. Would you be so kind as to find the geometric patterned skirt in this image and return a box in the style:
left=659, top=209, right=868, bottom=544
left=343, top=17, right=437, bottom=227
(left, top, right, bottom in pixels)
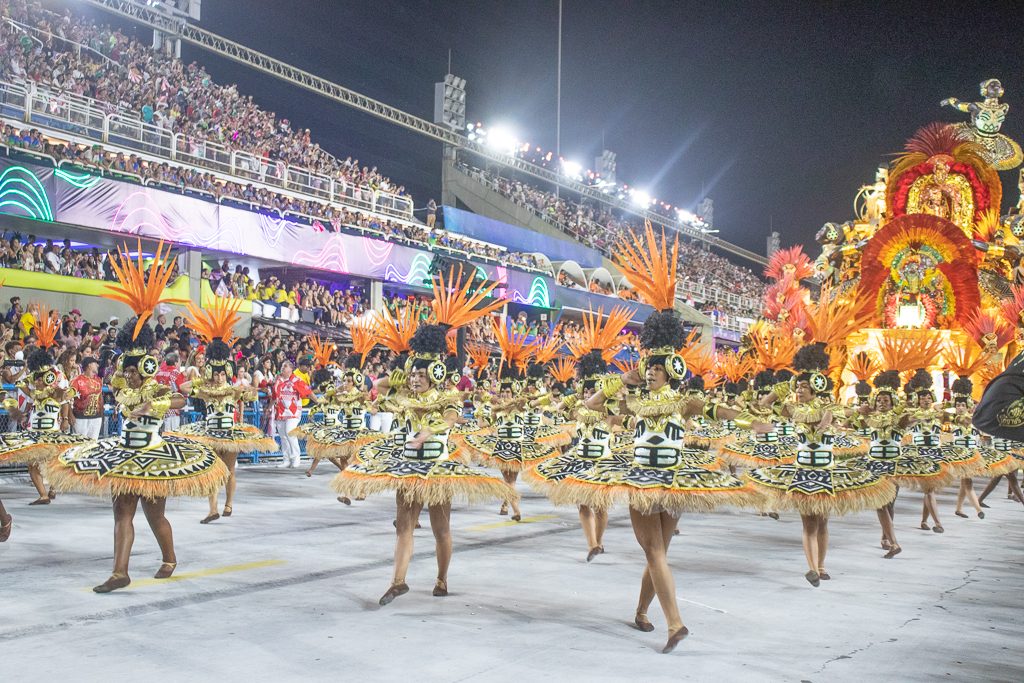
left=170, top=423, right=278, bottom=456
left=458, top=432, right=563, bottom=473
left=721, top=433, right=797, bottom=468
left=331, top=440, right=517, bottom=507
left=846, top=453, right=951, bottom=492
left=300, top=424, right=369, bottom=461
left=745, top=461, right=897, bottom=516
left=556, top=453, right=760, bottom=514
left=904, top=445, right=981, bottom=479
left=45, top=435, right=229, bottom=500
left=0, top=429, right=92, bottom=465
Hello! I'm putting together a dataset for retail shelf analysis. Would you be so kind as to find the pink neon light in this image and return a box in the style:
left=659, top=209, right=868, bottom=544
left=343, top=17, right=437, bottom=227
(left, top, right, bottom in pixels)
left=361, top=236, right=394, bottom=267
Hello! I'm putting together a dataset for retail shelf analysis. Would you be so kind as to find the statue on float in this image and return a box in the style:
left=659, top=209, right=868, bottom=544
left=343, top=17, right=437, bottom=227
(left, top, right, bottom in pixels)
left=941, top=79, right=1023, bottom=171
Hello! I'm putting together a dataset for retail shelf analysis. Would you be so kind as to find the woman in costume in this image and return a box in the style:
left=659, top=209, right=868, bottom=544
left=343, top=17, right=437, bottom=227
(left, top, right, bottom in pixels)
left=332, top=269, right=516, bottom=605
left=460, top=317, right=564, bottom=520
left=171, top=300, right=278, bottom=523
left=1, top=312, right=93, bottom=504
left=565, top=224, right=758, bottom=653
left=45, top=241, right=229, bottom=593
left=903, top=370, right=978, bottom=532
left=744, top=343, right=896, bottom=586
left=846, top=370, right=949, bottom=558
left=721, top=369, right=797, bottom=470
left=947, top=377, right=1018, bottom=518
left=524, top=308, right=632, bottom=560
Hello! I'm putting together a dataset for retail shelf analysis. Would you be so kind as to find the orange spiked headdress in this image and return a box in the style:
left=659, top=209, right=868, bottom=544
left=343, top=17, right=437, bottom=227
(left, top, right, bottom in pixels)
left=307, top=334, right=337, bottom=369
left=549, top=357, right=577, bottom=385
left=185, top=297, right=242, bottom=346
left=376, top=301, right=423, bottom=355
left=565, top=306, right=633, bottom=362
left=429, top=265, right=506, bottom=329
left=104, top=239, right=183, bottom=341
left=612, top=221, right=678, bottom=311
left=764, top=246, right=814, bottom=282
left=348, top=316, right=378, bottom=367
left=28, top=303, right=59, bottom=350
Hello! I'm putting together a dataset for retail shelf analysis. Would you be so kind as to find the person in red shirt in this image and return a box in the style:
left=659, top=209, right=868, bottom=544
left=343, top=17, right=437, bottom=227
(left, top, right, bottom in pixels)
left=271, top=360, right=313, bottom=468
left=153, top=351, right=190, bottom=432
left=71, top=356, right=105, bottom=438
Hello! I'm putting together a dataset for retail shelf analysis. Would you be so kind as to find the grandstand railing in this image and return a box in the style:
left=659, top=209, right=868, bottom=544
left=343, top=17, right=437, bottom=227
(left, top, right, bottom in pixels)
left=466, top=165, right=763, bottom=314
left=0, top=78, right=414, bottom=220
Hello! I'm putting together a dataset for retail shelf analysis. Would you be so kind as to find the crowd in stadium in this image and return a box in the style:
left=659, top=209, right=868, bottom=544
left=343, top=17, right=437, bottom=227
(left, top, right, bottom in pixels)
left=0, top=123, right=547, bottom=274
left=467, top=163, right=765, bottom=308
left=0, top=1, right=406, bottom=200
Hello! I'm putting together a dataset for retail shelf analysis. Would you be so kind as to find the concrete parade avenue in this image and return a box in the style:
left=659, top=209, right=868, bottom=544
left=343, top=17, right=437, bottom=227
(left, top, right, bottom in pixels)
left=1, top=464, right=1021, bottom=682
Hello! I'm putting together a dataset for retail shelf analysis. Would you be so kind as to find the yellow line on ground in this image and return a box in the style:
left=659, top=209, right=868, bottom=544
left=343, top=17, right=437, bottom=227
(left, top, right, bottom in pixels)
left=466, top=514, right=557, bottom=531
left=92, top=559, right=287, bottom=590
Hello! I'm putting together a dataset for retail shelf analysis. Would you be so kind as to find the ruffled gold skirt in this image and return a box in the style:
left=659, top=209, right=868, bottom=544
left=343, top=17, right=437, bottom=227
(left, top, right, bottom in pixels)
left=745, top=462, right=897, bottom=516
left=0, top=430, right=91, bottom=464
left=555, top=456, right=761, bottom=514
left=459, top=433, right=563, bottom=472
left=846, top=454, right=952, bottom=492
left=170, top=423, right=277, bottom=455
left=721, top=434, right=797, bottom=468
left=332, top=441, right=517, bottom=506
left=45, top=435, right=229, bottom=500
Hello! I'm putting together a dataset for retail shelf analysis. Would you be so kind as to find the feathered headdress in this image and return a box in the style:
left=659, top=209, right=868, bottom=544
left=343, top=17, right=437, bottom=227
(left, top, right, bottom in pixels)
left=565, top=306, right=633, bottom=362
left=973, top=208, right=1010, bottom=244
left=877, top=331, right=946, bottom=379
left=492, top=316, right=532, bottom=373
left=28, top=303, right=59, bottom=350
left=764, top=246, right=814, bottom=282
left=848, top=351, right=880, bottom=384
left=531, top=334, right=563, bottom=366
left=307, top=334, right=336, bottom=369
left=612, top=220, right=678, bottom=311
left=185, top=297, right=242, bottom=346
left=467, top=342, right=492, bottom=375
left=549, top=357, right=577, bottom=384
left=376, top=301, right=423, bottom=354
left=962, top=309, right=1013, bottom=352
left=429, top=265, right=506, bottom=329
left=104, top=239, right=183, bottom=341
left=943, top=341, right=987, bottom=380
left=997, top=284, right=1024, bottom=331
left=348, top=316, right=378, bottom=367
left=746, top=321, right=798, bottom=371
left=713, top=349, right=756, bottom=384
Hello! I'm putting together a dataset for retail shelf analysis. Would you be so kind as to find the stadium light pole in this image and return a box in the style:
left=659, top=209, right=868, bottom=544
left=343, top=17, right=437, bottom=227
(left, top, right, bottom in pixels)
left=555, top=0, right=562, bottom=200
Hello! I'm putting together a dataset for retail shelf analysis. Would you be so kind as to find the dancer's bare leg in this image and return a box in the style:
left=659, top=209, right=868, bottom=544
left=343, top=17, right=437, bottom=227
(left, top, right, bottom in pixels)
left=635, top=511, right=677, bottom=626
left=800, top=514, right=820, bottom=574
left=222, top=453, right=238, bottom=512
left=957, top=478, right=983, bottom=517
left=95, top=494, right=140, bottom=592
left=380, top=493, right=422, bottom=605
left=924, top=491, right=943, bottom=531
left=28, top=463, right=48, bottom=502
left=579, top=505, right=597, bottom=549
left=304, top=457, right=321, bottom=477
left=594, top=508, right=609, bottom=548
left=1007, top=471, right=1024, bottom=505
left=141, top=497, right=176, bottom=577
left=0, top=498, right=12, bottom=542
left=502, top=471, right=521, bottom=518
left=876, top=508, right=899, bottom=556
left=816, top=515, right=830, bottom=576
left=630, top=507, right=687, bottom=651
left=428, top=503, right=452, bottom=594
left=978, top=475, right=1001, bottom=506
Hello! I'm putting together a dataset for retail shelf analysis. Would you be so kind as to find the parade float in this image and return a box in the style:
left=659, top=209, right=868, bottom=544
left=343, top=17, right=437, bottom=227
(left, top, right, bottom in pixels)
left=754, top=79, right=1024, bottom=402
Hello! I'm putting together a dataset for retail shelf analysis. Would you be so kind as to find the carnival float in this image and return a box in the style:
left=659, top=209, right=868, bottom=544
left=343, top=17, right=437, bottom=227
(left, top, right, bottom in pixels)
left=748, top=78, right=1024, bottom=403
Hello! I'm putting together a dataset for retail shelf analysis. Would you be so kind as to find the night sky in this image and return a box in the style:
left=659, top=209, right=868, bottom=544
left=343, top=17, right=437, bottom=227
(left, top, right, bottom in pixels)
left=78, top=0, right=1024, bottom=261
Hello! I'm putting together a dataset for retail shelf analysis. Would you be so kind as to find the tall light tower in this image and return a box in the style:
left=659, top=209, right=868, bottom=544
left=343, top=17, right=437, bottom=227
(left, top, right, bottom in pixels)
left=767, top=231, right=781, bottom=258
left=149, top=0, right=201, bottom=58
left=434, top=74, right=466, bottom=131
left=595, top=149, right=617, bottom=184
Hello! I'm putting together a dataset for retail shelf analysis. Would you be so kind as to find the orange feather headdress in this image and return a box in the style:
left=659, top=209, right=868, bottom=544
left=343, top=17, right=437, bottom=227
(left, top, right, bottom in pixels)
left=612, top=221, right=678, bottom=311
left=376, top=301, right=423, bottom=354
left=429, top=265, right=506, bottom=329
left=28, top=303, right=59, bottom=350
left=764, top=246, right=814, bottom=282
left=549, top=357, right=577, bottom=384
left=103, top=239, right=183, bottom=340
left=565, top=306, right=633, bottom=362
left=492, top=316, right=532, bottom=377
left=306, top=334, right=336, bottom=369
left=348, top=316, right=378, bottom=367
left=185, top=297, right=242, bottom=346
left=467, top=342, right=492, bottom=375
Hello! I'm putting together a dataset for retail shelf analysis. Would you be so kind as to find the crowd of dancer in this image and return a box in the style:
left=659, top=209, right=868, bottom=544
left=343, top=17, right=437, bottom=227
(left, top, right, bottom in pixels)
left=2, top=231, right=1023, bottom=657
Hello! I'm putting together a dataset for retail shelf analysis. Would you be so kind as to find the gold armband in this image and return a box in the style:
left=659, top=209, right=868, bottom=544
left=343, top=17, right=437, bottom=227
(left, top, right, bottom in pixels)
left=601, top=376, right=624, bottom=399
left=732, top=411, right=755, bottom=429
left=149, top=396, right=172, bottom=418
left=2, top=397, right=17, bottom=411
left=703, top=402, right=718, bottom=421
left=388, top=369, right=407, bottom=389
left=772, top=382, right=792, bottom=400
